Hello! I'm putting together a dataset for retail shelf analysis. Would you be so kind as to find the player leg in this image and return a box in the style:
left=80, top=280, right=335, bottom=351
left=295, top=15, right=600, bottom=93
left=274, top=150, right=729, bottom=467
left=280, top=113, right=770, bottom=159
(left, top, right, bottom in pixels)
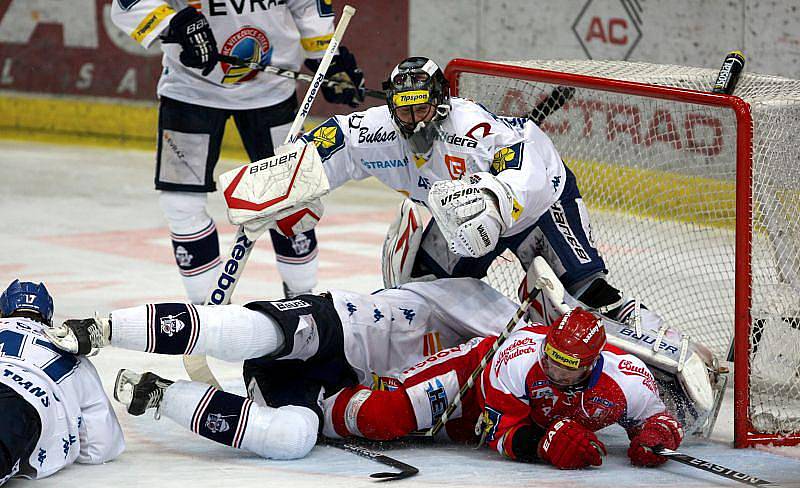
left=0, top=383, right=41, bottom=484
left=114, top=370, right=318, bottom=460
left=157, top=96, right=229, bottom=304
left=233, top=95, right=319, bottom=297
left=320, top=338, right=485, bottom=442
left=511, top=165, right=660, bottom=326
left=242, top=294, right=358, bottom=417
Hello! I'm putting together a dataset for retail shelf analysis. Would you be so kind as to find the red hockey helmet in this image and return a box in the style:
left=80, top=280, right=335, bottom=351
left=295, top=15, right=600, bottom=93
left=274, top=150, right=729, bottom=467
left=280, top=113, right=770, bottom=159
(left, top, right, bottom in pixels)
left=540, top=308, right=606, bottom=391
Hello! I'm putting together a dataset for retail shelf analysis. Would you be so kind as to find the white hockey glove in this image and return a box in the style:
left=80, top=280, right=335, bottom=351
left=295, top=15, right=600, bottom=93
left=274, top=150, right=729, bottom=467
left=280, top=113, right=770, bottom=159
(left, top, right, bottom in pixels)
left=428, top=172, right=515, bottom=258
left=219, top=142, right=329, bottom=240
left=242, top=198, right=324, bottom=240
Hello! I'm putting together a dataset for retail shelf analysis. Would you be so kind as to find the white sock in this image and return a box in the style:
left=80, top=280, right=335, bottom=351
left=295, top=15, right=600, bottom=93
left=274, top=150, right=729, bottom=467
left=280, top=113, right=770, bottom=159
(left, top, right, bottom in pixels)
left=110, top=304, right=284, bottom=359
left=161, top=380, right=318, bottom=460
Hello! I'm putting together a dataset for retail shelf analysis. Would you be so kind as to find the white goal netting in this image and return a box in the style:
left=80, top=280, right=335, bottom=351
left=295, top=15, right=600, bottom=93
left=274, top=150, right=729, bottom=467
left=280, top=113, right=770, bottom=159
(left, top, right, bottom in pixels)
left=456, top=59, right=800, bottom=445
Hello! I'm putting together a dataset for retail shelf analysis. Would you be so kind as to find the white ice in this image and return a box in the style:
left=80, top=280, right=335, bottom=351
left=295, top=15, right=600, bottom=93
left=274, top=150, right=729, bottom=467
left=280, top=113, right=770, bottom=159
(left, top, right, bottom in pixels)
left=1, top=140, right=799, bottom=487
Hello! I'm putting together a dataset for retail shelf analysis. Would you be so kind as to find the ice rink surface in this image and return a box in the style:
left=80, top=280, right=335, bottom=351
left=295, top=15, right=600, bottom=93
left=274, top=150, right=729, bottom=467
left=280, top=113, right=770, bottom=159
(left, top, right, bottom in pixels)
left=2, top=140, right=800, bottom=487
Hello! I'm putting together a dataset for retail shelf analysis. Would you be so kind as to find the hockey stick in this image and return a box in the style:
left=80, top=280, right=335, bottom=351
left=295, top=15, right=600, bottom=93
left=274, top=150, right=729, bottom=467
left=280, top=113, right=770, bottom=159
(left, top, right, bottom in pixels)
left=323, top=438, right=419, bottom=481
left=182, top=5, right=358, bottom=387
left=528, top=85, right=576, bottom=126
left=425, top=256, right=560, bottom=437
left=217, top=54, right=385, bottom=101
left=654, top=447, right=779, bottom=486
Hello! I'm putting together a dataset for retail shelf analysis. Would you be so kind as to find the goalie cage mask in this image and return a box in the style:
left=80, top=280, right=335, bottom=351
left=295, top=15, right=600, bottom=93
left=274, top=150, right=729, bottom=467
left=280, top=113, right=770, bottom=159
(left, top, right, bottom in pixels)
left=540, top=308, right=606, bottom=393
left=384, top=56, right=451, bottom=152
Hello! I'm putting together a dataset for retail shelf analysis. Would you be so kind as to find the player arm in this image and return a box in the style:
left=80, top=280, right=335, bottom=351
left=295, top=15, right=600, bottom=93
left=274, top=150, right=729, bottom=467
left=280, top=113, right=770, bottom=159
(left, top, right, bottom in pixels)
left=491, top=126, right=566, bottom=233
left=110, top=0, right=176, bottom=48
left=301, top=116, right=369, bottom=191
left=74, top=359, right=125, bottom=464
left=286, top=0, right=336, bottom=60
left=616, top=357, right=684, bottom=467
left=482, top=346, right=542, bottom=462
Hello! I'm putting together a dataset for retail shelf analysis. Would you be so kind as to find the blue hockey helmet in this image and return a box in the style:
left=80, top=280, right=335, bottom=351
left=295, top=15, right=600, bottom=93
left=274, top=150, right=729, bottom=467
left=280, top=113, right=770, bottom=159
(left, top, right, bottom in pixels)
left=0, top=280, right=54, bottom=325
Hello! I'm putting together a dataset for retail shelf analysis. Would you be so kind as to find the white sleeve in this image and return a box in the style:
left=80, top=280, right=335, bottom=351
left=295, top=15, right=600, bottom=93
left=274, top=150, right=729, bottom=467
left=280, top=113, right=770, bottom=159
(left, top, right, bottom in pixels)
left=398, top=278, right=521, bottom=338
left=302, top=115, right=370, bottom=190
left=110, top=0, right=176, bottom=48
left=74, top=359, right=125, bottom=464
left=285, top=0, right=336, bottom=59
left=607, top=353, right=669, bottom=429
left=493, top=121, right=566, bottom=232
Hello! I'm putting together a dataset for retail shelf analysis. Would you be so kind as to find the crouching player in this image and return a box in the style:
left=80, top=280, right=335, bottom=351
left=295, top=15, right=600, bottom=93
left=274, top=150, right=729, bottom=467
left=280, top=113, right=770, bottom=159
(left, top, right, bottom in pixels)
left=0, top=281, right=124, bottom=485
left=323, top=307, right=683, bottom=469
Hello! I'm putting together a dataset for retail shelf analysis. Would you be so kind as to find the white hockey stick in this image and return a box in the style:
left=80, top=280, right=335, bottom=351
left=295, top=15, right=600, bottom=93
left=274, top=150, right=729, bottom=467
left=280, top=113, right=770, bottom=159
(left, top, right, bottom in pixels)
left=182, top=5, right=357, bottom=387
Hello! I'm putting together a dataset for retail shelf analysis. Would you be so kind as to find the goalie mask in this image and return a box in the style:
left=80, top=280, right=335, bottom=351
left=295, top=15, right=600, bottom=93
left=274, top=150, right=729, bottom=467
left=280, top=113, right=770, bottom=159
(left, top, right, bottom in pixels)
left=383, top=57, right=450, bottom=153
left=540, top=308, right=606, bottom=393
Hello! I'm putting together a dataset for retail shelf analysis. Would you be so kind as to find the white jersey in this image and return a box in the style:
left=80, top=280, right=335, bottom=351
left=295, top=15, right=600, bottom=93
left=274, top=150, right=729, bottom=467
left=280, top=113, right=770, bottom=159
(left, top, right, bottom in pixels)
left=110, top=0, right=335, bottom=110
left=0, top=318, right=124, bottom=482
left=329, top=278, right=519, bottom=385
left=305, top=97, right=567, bottom=236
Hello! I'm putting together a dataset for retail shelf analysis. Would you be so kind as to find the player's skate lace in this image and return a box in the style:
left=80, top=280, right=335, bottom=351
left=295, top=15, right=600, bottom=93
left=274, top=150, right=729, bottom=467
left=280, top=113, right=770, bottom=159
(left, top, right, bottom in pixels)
left=115, top=370, right=173, bottom=419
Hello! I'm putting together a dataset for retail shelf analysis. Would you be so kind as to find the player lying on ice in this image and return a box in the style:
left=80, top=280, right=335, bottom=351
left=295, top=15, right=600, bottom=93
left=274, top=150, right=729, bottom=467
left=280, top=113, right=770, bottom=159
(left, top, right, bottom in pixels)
left=44, top=260, right=718, bottom=469
left=45, top=278, right=520, bottom=461
left=322, top=306, right=683, bottom=470
left=0, top=280, right=124, bottom=486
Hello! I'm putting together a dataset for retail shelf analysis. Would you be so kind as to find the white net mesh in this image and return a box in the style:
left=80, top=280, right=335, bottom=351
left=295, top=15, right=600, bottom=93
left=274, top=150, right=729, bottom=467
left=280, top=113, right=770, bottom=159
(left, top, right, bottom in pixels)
left=456, top=59, right=800, bottom=443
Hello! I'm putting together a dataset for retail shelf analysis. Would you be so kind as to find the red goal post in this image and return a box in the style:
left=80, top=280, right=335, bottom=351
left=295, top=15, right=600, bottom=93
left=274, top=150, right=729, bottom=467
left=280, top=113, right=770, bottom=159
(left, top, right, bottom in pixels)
left=444, top=58, right=800, bottom=448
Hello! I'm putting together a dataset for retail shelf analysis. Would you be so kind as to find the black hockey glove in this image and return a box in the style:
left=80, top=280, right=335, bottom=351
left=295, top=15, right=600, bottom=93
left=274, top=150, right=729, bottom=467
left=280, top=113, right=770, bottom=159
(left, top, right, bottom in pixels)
left=305, top=46, right=365, bottom=107
left=161, top=7, right=218, bottom=76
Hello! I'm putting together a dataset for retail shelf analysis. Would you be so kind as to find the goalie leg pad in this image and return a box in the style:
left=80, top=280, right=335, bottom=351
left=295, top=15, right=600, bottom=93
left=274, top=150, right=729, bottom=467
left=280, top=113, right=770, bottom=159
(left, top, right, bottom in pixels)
left=382, top=199, right=427, bottom=288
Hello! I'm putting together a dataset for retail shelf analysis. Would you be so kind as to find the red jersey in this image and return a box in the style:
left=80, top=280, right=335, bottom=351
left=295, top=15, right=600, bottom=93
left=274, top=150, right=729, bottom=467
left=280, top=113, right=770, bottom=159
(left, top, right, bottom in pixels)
left=395, top=324, right=667, bottom=457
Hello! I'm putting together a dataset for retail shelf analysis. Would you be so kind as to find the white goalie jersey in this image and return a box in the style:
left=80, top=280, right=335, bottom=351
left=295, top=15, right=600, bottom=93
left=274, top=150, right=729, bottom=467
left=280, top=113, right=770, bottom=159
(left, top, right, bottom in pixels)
left=303, top=97, right=567, bottom=236
left=329, top=278, right=520, bottom=385
left=0, top=318, right=124, bottom=482
left=110, top=0, right=335, bottom=109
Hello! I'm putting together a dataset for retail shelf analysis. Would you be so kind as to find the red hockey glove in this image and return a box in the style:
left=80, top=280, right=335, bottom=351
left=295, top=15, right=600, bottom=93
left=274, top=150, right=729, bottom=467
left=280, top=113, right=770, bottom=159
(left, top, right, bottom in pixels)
left=628, top=413, right=683, bottom=467
left=537, top=418, right=606, bottom=469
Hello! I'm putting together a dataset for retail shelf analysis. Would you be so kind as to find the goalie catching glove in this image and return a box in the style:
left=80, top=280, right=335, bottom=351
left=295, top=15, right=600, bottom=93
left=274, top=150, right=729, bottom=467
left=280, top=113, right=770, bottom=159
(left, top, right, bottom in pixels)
left=537, top=418, right=606, bottom=469
left=218, top=142, right=329, bottom=240
left=628, top=413, right=683, bottom=467
left=428, top=172, right=516, bottom=258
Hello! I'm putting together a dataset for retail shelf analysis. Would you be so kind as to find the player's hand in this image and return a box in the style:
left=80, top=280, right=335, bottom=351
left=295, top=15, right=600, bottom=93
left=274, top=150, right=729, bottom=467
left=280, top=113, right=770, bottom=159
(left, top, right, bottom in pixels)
left=161, top=7, right=218, bottom=76
left=537, top=418, right=606, bottom=469
left=428, top=178, right=504, bottom=258
left=305, top=46, right=365, bottom=107
left=628, top=413, right=683, bottom=467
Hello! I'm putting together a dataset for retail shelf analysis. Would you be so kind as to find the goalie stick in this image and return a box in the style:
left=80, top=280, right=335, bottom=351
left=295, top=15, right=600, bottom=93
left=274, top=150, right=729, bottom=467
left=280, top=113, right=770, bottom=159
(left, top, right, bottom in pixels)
left=182, top=5, right=358, bottom=388
left=217, top=54, right=386, bottom=101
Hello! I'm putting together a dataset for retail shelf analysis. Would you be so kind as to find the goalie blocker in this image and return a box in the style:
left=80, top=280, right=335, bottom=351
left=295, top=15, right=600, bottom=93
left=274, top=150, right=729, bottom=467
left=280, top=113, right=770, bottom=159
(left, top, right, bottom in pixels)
left=218, top=142, right=329, bottom=240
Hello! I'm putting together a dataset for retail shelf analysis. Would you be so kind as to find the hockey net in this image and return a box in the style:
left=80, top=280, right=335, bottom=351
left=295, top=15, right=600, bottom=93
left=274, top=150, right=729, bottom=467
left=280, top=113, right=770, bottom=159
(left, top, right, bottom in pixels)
left=446, top=58, right=800, bottom=447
